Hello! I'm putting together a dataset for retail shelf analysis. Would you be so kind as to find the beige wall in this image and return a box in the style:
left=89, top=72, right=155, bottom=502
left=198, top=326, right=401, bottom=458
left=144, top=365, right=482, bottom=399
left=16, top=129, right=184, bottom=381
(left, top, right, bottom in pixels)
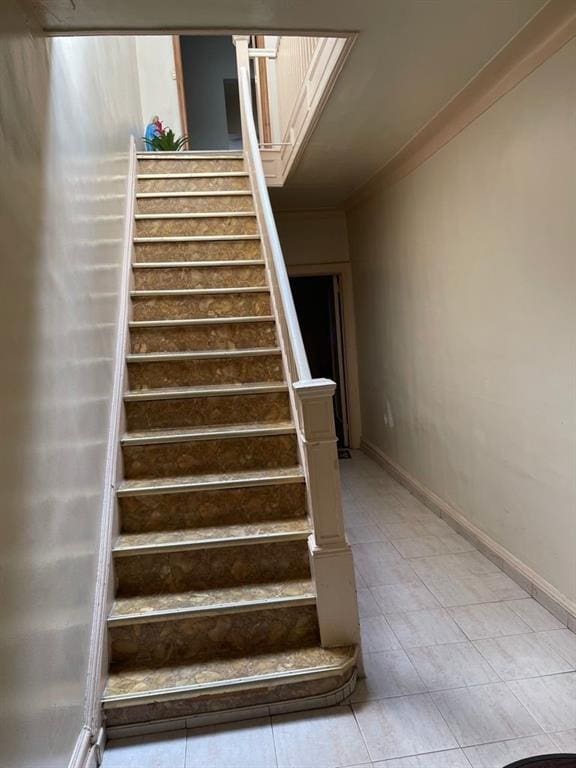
left=275, top=209, right=350, bottom=266
left=0, top=5, right=142, bottom=767
left=347, top=41, right=576, bottom=604
left=136, top=36, right=182, bottom=139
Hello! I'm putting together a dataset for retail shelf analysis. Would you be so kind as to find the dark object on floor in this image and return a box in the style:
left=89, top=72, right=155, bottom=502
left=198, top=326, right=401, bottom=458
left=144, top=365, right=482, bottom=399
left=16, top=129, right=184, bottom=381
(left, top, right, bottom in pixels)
left=505, top=755, right=576, bottom=768
left=338, top=449, right=351, bottom=459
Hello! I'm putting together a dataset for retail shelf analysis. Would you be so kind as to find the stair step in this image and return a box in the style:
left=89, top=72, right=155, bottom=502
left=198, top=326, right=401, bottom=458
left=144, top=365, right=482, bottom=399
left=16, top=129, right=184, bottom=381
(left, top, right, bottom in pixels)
left=124, top=382, right=288, bottom=401
left=103, top=645, right=356, bottom=707
left=131, top=286, right=268, bottom=297
left=133, top=239, right=261, bottom=263
left=132, top=260, right=264, bottom=269
left=136, top=190, right=251, bottom=197
left=135, top=212, right=255, bottom=220
left=138, top=172, right=248, bottom=180
left=121, top=422, right=295, bottom=446
left=126, top=348, right=282, bottom=390
left=126, top=347, right=281, bottom=363
left=117, top=466, right=305, bottom=497
left=137, top=152, right=243, bottom=159
left=114, top=517, right=310, bottom=557
left=129, top=316, right=273, bottom=328
left=121, top=423, right=298, bottom=479
left=134, top=214, right=258, bottom=238
left=109, top=578, right=315, bottom=625
left=129, top=318, right=276, bottom=354
left=134, top=234, right=259, bottom=243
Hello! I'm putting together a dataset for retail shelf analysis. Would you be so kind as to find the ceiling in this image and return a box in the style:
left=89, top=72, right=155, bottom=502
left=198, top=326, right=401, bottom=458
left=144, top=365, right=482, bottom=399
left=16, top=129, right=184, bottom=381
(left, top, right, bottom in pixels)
left=30, top=0, right=548, bottom=207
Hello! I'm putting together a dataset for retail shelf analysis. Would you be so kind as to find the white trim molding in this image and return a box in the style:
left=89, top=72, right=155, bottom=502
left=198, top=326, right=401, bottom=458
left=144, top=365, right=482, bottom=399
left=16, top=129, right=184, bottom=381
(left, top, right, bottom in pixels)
left=361, top=438, right=576, bottom=631
left=69, top=136, right=137, bottom=768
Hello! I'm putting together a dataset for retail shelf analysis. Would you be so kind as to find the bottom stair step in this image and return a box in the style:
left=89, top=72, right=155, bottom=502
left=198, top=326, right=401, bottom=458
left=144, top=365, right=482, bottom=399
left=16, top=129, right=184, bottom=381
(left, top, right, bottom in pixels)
left=109, top=578, right=316, bottom=624
left=103, top=645, right=357, bottom=727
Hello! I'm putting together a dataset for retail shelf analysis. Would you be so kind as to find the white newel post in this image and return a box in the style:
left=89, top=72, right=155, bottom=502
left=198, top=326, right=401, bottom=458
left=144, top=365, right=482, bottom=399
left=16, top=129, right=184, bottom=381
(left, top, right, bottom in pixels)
left=293, top=379, right=360, bottom=648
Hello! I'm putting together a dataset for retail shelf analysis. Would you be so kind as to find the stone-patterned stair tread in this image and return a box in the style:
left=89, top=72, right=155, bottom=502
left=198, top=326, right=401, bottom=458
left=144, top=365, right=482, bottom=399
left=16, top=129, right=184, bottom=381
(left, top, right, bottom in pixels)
left=124, top=383, right=288, bottom=401
left=121, top=421, right=295, bottom=445
left=117, top=466, right=306, bottom=496
left=135, top=212, right=255, bottom=220
left=127, top=347, right=281, bottom=362
left=129, top=316, right=273, bottom=328
left=109, top=578, right=316, bottom=622
left=114, top=517, right=311, bottom=556
left=104, top=645, right=356, bottom=704
left=132, top=259, right=264, bottom=269
left=134, top=234, right=259, bottom=244
left=131, top=285, right=268, bottom=296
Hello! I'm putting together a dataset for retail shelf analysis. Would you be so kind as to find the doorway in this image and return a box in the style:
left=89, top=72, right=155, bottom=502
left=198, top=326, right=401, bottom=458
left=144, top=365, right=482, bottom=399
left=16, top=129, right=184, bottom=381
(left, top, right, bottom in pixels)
left=178, top=35, right=259, bottom=150
left=289, top=274, right=350, bottom=447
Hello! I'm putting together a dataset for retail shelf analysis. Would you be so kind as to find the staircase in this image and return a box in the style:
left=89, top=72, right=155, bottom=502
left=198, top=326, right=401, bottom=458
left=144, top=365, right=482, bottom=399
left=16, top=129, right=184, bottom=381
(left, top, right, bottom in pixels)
left=102, top=151, right=358, bottom=732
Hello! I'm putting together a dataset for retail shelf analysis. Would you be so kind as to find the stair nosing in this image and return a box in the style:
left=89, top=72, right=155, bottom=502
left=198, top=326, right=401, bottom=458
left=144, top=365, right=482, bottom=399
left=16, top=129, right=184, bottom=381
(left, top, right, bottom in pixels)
left=117, top=467, right=305, bottom=497
left=136, top=191, right=252, bottom=198
left=137, top=152, right=243, bottom=159
left=108, top=592, right=316, bottom=626
left=134, top=235, right=259, bottom=243
left=124, top=383, right=288, bottom=401
left=130, top=286, right=268, bottom=296
left=135, top=212, right=256, bottom=220
left=132, top=260, right=264, bottom=269
left=126, top=347, right=281, bottom=363
left=102, top=652, right=357, bottom=707
left=137, top=171, right=248, bottom=179
left=113, top=527, right=310, bottom=558
left=129, top=316, right=274, bottom=328
left=121, top=422, right=295, bottom=446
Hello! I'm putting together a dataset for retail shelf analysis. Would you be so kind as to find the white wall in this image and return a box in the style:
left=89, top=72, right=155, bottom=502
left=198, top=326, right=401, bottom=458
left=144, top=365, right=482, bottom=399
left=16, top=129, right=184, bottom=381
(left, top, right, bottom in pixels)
left=136, top=36, right=182, bottom=138
left=0, top=5, right=142, bottom=767
left=275, top=210, right=350, bottom=266
left=347, top=41, right=576, bottom=605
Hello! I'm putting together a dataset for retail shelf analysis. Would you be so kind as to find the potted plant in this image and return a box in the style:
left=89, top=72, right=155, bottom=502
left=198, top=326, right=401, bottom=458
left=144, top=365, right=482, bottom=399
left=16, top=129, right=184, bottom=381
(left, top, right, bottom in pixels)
left=143, top=116, right=189, bottom=151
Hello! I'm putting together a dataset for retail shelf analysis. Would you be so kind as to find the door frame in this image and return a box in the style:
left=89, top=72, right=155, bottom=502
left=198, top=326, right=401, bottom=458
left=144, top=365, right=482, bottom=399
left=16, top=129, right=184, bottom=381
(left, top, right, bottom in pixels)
left=286, top=261, right=362, bottom=449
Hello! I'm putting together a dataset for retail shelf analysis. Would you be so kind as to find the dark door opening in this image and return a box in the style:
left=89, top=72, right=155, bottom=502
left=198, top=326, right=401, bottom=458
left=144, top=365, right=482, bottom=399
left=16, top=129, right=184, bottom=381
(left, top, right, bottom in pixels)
left=289, top=274, right=350, bottom=447
left=179, top=35, right=259, bottom=150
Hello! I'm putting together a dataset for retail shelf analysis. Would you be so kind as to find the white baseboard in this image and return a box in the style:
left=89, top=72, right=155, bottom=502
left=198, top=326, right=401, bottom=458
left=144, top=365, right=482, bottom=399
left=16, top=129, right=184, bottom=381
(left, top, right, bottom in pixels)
left=67, top=727, right=102, bottom=768
left=361, top=438, right=576, bottom=631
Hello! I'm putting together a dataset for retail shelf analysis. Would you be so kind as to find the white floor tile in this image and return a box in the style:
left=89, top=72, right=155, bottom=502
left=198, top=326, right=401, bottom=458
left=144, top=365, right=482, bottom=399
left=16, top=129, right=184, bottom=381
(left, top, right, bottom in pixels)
left=504, top=599, right=566, bottom=631
left=419, top=519, right=455, bottom=537
left=381, top=522, right=429, bottom=540
left=351, top=649, right=426, bottom=702
left=448, top=602, right=532, bottom=639
left=102, top=732, right=187, bottom=768
left=410, top=553, right=500, bottom=582
left=347, top=524, right=390, bottom=544
left=538, top=629, right=576, bottom=667
left=357, top=588, right=382, bottom=618
left=355, top=554, right=419, bottom=588
left=373, top=750, right=471, bottom=767
left=392, top=535, right=472, bottom=559
left=551, top=729, right=576, bottom=752
left=353, top=541, right=401, bottom=558
left=432, top=683, right=542, bottom=747
left=407, top=641, right=500, bottom=691
left=463, top=734, right=557, bottom=767
left=185, top=717, right=275, bottom=768
left=386, top=608, right=467, bottom=648
left=353, top=694, right=458, bottom=761
left=508, top=672, right=576, bottom=732
left=272, top=705, right=370, bottom=768
left=371, top=582, right=440, bottom=614
left=360, top=615, right=402, bottom=652
left=473, top=632, right=573, bottom=680
left=424, top=574, right=528, bottom=607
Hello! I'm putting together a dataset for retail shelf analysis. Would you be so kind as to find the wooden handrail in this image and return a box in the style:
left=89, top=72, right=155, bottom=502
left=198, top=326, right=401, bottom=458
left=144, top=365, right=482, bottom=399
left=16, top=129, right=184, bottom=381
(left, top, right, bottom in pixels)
left=236, top=62, right=312, bottom=383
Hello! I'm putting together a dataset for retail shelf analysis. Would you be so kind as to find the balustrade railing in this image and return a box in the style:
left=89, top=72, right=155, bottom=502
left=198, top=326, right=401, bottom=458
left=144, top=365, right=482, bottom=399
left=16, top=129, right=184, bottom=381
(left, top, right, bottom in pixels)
left=234, top=36, right=359, bottom=649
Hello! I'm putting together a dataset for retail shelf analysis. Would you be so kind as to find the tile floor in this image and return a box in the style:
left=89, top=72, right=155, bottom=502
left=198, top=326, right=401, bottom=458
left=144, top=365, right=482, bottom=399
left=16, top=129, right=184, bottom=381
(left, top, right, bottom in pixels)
left=102, top=451, right=576, bottom=768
